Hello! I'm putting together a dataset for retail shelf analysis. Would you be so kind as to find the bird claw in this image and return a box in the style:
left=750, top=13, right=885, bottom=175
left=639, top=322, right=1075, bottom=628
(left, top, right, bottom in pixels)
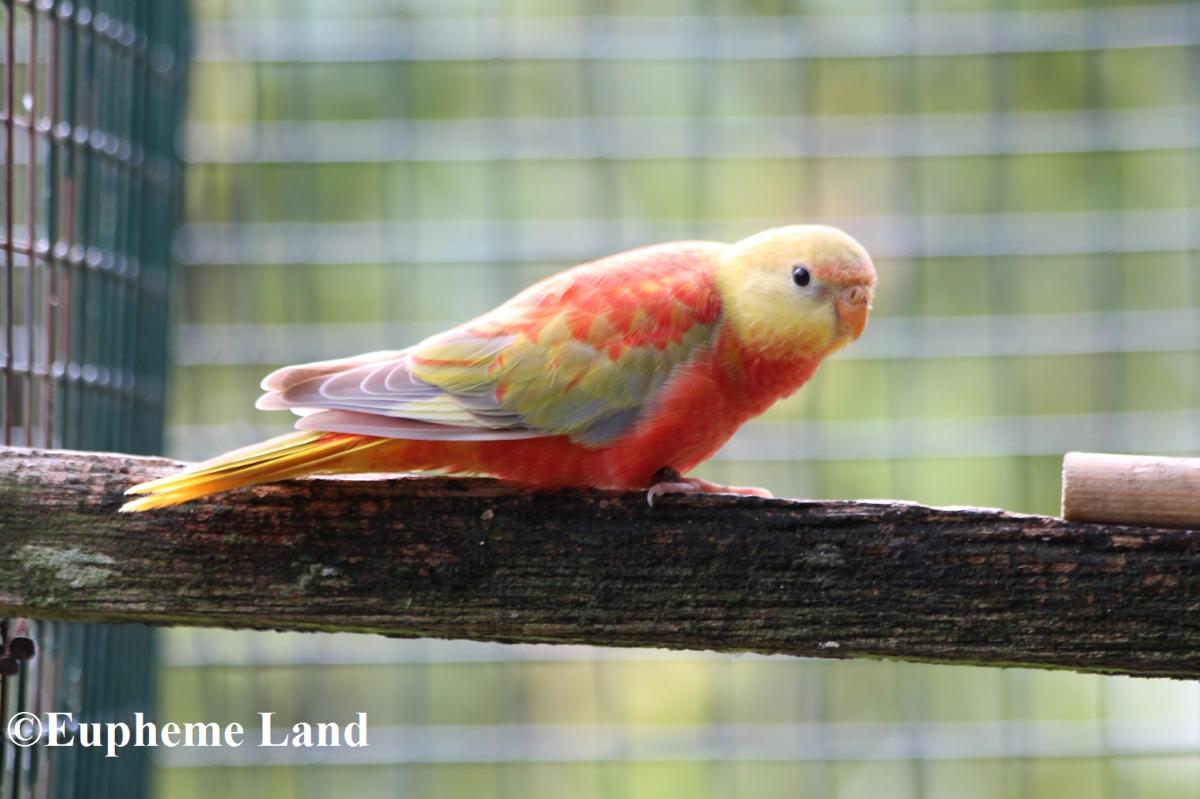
left=646, top=475, right=774, bottom=507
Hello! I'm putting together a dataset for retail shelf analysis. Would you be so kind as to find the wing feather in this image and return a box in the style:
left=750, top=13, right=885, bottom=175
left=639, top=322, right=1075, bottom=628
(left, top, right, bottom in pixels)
left=294, top=410, right=545, bottom=440
left=258, top=241, right=727, bottom=445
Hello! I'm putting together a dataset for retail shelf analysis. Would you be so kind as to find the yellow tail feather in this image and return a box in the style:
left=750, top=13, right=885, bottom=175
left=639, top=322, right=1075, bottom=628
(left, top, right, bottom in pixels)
left=120, top=431, right=385, bottom=512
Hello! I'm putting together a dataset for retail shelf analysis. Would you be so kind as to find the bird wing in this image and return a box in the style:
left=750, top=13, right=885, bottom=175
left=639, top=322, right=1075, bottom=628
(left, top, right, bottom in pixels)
left=257, top=242, right=726, bottom=447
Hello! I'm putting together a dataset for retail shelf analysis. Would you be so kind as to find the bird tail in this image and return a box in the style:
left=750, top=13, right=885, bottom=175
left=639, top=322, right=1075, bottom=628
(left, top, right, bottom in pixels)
left=120, top=431, right=386, bottom=512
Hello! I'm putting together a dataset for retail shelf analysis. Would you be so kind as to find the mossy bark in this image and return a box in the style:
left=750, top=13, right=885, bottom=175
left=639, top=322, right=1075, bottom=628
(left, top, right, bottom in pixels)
left=1, top=446, right=1199, bottom=678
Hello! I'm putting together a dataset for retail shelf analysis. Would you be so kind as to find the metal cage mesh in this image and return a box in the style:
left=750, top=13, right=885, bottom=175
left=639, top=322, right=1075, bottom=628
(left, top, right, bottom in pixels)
left=0, top=0, right=189, bottom=797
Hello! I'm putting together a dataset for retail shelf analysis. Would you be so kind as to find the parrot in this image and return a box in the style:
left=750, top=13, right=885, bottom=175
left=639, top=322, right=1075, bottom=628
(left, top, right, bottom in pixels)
left=121, top=224, right=876, bottom=511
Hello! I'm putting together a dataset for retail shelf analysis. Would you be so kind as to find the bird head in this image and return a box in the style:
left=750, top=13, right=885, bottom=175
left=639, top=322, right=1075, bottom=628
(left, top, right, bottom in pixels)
left=714, top=224, right=877, bottom=358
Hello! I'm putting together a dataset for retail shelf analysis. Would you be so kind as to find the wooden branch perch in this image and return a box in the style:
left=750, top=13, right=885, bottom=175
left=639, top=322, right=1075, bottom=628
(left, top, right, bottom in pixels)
left=1, top=446, right=1199, bottom=679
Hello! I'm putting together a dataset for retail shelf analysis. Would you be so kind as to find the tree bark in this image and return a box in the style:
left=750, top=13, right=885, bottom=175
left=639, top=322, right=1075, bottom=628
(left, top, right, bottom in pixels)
left=1, top=445, right=1198, bottom=679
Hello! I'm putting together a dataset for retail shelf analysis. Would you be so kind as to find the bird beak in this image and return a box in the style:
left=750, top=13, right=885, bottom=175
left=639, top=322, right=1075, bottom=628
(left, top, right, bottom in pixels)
left=834, top=284, right=872, bottom=340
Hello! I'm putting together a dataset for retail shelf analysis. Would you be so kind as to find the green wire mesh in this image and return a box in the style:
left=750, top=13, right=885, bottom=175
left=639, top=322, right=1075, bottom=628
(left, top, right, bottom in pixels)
left=0, top=1, right=189, bottom=797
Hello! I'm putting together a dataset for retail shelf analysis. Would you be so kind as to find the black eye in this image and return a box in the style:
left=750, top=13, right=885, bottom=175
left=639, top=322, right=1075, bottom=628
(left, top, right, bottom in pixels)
left=792, top=265, right=811, bottom=288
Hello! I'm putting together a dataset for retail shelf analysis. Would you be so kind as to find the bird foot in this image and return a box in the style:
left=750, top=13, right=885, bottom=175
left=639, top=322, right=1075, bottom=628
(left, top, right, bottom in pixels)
left=646, top=468, right=774, bottom=507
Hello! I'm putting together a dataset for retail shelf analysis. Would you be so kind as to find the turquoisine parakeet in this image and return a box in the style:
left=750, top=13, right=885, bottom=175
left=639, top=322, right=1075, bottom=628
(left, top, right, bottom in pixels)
left=122, top=225, right=876, bottom=511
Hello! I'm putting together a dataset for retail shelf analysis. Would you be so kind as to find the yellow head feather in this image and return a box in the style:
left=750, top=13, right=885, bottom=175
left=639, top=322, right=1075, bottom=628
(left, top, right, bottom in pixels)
left=714, top=224, right=877, bottom=358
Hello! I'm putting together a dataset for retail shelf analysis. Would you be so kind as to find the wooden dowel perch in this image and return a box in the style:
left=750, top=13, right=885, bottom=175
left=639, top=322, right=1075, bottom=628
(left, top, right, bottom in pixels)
left=1063, top=452, right=1200, bottom=530
left=2, top=446, right=1200, bottom=679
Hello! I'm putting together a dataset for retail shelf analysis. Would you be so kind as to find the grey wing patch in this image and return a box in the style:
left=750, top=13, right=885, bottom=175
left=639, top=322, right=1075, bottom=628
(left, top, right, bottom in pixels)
left=294, top=410, right=545, bottom=440
left=256, top=351, right=538, bottom=439
left=570, top=407, right=644, bottom=447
